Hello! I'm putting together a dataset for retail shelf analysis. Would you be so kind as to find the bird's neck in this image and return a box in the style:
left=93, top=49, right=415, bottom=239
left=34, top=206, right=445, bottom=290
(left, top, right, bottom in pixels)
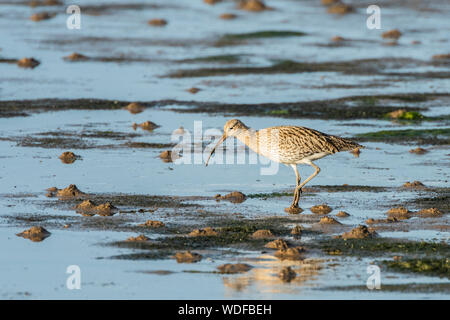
left=234, top=128, right=259, bottom=152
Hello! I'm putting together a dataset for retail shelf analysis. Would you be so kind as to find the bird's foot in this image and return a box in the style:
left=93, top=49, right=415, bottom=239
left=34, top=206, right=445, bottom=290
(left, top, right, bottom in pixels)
left=284, top=205, right=303, bottom=215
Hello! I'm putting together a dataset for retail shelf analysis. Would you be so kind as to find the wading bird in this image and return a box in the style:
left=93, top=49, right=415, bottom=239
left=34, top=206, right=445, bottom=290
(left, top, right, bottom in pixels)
left=206, top=119, right=363, bottom=213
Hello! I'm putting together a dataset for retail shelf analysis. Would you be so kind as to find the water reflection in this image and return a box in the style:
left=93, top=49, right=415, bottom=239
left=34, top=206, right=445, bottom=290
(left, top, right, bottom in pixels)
left=222, top=254, right=324, bottom=296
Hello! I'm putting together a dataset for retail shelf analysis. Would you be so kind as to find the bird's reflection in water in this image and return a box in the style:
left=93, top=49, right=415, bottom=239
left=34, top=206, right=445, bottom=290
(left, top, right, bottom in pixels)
left=222, top=254, right=324, bottom=296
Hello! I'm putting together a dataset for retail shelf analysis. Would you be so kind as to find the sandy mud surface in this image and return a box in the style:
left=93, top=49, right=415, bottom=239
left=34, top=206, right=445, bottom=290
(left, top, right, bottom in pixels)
left=0, top=0, right=448, bottom=299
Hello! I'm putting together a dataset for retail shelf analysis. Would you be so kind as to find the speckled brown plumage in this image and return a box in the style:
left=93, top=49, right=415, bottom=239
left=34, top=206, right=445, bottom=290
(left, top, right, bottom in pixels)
left=237, top=125, right=362, bottom=164
left=206, top=119, right=364, bottom=210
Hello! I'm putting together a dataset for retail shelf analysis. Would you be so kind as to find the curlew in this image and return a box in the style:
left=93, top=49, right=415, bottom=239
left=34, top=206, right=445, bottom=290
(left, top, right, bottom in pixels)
left=206, top=119, right=363, bottom=213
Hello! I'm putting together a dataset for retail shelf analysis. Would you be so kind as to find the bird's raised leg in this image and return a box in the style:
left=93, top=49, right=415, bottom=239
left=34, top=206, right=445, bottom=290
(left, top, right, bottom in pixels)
left=285, top=165, right=303, bottom=214
left=292, top=161, right=321, bottom=208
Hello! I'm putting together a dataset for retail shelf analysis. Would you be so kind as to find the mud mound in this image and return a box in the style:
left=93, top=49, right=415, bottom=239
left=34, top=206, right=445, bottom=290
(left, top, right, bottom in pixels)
left=45, top=187, right=58, bottom=197
left=219, top=191, right=246, bottom=203
left=132, top=120, right=160, bottom=131
left=387, top=206, right=411, bottom=220
left=403, top=181, right=426, bottom=189
left=366, top=216, right=399, bottom=224
left=279, top=266, right=296, bottom=282
left=238, top=0, right=268, bottom=12
left=17, top=57, right=40, bottom=69
left=48, top=184, right=86, bottom=199
left=417, top=208, right=443, bottom=217
left=336, top=211, right=350, bottom=218
left=382, top=29, right=402, bottom=40
left=126, top=234, right=150, bottom=242
left=30, top=12, right=55, bottom=21
left=159, top=150, right=179, bottom=163
left=220, top=13, right=237, bottom=20
left=341, top=225, right=377, bottom=239
left=187, top=87, right=201, bottom=94
left=321, top=0, right=340, bottom=5
left=432, top=54, right=450, bottom=60
left=409, top=147, right=428, bottom=154
left=274, top=247, right=305, bottom=260
left=94, top=203, right=117, bottom=216
left=310, top=204, right=332, bottom=214
left=327, top=3, right=353, bottom=14
left=319, top=216, right=341, bottom=224
left=175, top=251, right=202, bottom=263
left=29, top=0, right=61, bottom=6
left=284, top=207, right=303, bottom=214
left=251, top=229, right=273, bottom=239
left=140, top=220, right=165, bottom=228
left=75, top=200, right=96, bottom=212
left=291, top=226, right=302, bottom=237
left=350, top=147, right=361, bottom=157
left=387, top=109, right=406, bottom=119
left=265, top=239, right=288, bottom=249
left=217, top=263, right=252, bottom=274
left=59, top=151, right=80, bottom=164
left=189, top=227, right=218, bottom=237
left=148, top=19, right=167, bottom=26
left=16, top=226, right=51, bottom=242
left=64, top=53, right=89, bottom=61
left=75, top=200, right=117, bottom=216
left=124, top=102, right=144, bottom=114
left=331, top=35, right=346, bottom=42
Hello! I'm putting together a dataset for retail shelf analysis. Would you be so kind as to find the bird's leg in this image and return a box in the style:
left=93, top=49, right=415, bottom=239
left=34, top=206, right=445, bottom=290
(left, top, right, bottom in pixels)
left=293, top=187, right=303, bottom=206
left=290, top=165, right=301, bottom=208
left=292, top=161, right=320, bottom=208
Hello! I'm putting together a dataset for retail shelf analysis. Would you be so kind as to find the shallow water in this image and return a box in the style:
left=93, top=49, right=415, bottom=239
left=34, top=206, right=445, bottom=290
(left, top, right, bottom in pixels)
left=0, top=0, right=449, bottom=299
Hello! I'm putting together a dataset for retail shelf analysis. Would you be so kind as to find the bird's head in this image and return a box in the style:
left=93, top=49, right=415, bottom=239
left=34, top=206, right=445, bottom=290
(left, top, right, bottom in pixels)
left=205, top=119, right=247, bottom=166
left=223, top=119, right=247, bottom=137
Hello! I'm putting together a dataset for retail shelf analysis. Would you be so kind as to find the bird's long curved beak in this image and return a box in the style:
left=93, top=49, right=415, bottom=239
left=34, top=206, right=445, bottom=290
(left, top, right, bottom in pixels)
left=205, top=133, right=226, bottom=166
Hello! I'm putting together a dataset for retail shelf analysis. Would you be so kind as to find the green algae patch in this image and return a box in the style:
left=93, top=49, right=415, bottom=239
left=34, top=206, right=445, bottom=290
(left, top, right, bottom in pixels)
left=210, top=217, right=295, bottom=241
left=318, top=238, right=450, bottom=257
left=2, top=129, right=176, bottom=150
left=356, top=128, right=450, bottom=145
left=356, top=96, right=378, bottom=106
left=382, top=109, right=448, bottom=123
left=247, top=186, right=388, bottom=199
left=395, top=111, right=424, bottom=120
left=268, top=109, right=290, bottom=116
left=310, top=185, right=388, bottom=193
left=247, top=191, right=292, bottom=199
left=110, top=227, right=265, bottom=253
left=107, top=216, right=301, bottom=260
left=166, top=58, right=438, bottom=78
left=168, top=59, right=358, bottom=78
left=109, top=251, right=172, bottom=261
left=2, top=93, right=445, bottom=121
left=16, top=135, right=93, bottom=149
left=221, top=31, right=306, bottom=41
left=385, top=110, right=425, bottom=121
left=384, top=258, right=449, bottom=278
left=124, top=142, right=175, bottom=149
left=320, top=282, right=450, bottom=293
left=413, top=190, right=450, bottom=215
left=89, top=194, right=196, bottom=209
left=179, top=54, right=242, bottom=64
left=168, top=93, right=445, bottom=120
left=357, top=128, right=450, bottom=139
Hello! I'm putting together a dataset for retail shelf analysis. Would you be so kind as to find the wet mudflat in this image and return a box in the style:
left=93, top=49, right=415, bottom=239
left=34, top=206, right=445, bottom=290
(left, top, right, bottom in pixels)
left=0, top=0, right=449, bottom=299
